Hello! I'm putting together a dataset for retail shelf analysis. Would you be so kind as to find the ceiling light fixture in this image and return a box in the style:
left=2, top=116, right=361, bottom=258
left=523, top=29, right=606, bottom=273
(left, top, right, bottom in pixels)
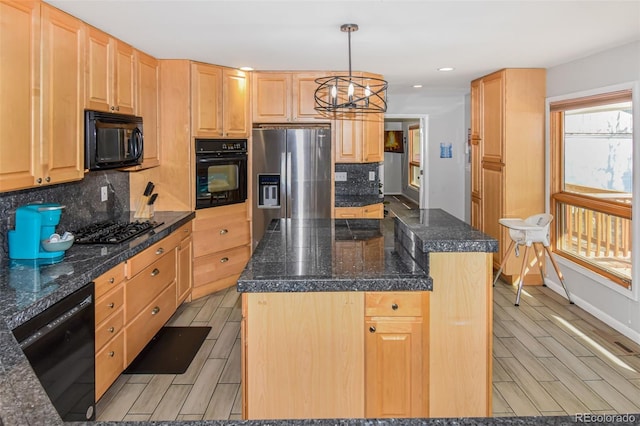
left=438, top=67, right=455, bottom=72
left=314, top=23, right=388, bottom=114
left=413, top=84, right=423, bottom=88
left=239, top=66, right=254, bottom=71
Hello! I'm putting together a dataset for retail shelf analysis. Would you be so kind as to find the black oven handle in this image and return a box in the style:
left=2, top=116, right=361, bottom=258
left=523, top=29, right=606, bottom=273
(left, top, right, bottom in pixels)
left=196, top=154, right=247, bottom=164
left=130, top=128, right=144, bottom=161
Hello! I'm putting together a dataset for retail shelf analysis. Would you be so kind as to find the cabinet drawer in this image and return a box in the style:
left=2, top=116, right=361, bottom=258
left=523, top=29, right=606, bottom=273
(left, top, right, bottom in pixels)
left=95, top=263, right=125, bottom=298
left=125, top=281, right=176, bottom=365
left=176, top=222, right=192, bottom=240
left=365, top=292, right=423, bottom=317
left=95, top=307, right=124, bottom=353
left=193, top=219, right=250, bottom=257
left=126, top=250, right=176, bottom=322
left=193, top=245, right=250, bottom=288
left=126, top=232, right=180, bottom=278
left=95, top=330, right=124, bottom=400
left=95, top=285, right=124, bottom=325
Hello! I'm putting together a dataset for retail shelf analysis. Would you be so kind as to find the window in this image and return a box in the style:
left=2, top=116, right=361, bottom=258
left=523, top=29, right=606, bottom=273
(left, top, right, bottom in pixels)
left=408, top=125, right=421, bottom=188
left=550, top=90, right=633, bottom=288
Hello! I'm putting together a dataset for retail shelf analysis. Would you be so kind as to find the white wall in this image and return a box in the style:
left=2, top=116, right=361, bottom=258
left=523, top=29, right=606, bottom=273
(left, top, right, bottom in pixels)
left=545, top=41, right=640, bottom=344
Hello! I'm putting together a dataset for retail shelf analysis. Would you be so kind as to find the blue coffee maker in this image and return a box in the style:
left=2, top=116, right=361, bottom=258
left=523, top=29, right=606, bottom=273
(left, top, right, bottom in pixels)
left=8, top=203, right=69, bottom=263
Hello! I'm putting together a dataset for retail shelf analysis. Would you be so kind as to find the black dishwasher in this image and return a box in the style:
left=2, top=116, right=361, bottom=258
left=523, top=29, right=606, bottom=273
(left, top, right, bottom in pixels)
left=12, top=283, right=95, bottom=421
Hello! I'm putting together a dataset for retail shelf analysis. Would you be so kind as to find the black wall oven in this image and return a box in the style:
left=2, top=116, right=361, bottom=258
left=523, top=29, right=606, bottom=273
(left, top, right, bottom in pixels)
left=195, top=139, right=248, bottom=209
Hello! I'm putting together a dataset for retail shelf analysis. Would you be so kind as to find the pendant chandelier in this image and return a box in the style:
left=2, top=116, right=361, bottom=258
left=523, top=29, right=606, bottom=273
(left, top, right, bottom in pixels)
left=314, top=24, right=388, bottom=114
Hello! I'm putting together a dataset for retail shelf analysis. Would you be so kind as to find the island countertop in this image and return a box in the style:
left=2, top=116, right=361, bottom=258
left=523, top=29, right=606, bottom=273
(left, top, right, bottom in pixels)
left=237, top=218, right=433, bottom=293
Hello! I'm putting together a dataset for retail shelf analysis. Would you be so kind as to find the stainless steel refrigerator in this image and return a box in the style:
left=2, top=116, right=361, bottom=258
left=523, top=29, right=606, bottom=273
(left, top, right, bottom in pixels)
left=252, top=127, right=331, bottom=247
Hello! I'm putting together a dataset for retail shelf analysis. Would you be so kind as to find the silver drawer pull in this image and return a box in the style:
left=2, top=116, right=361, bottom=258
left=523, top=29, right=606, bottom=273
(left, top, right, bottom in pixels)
left=107, top=302, right=115, bottom=308
left=151, top=268, right=160, bottom=277
left=219, top=229, right=228, bottom=235
left=151, top=306, right=160, bottom=315
left=108, top=351, right=115, bottom=357
left=108, top=327, right=115, bottom=333
left=391, top=303, right=399, bottom=310
left=220, top=257, right=229, bottom=263
left=156, top=247, right=164, bottom=255
left=109, top=277, right=115, bottom=284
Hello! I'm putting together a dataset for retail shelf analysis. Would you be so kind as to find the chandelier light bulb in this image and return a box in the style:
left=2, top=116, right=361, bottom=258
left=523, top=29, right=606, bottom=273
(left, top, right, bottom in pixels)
left=365, top=85, right=371, bottom=97
left=331, top=84, right=337, bottom=98
left=348, top=82, right=354, bottom=97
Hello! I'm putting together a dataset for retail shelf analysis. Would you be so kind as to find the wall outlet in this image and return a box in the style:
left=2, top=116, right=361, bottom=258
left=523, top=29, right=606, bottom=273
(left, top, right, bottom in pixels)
left=369, top=171, right=376, bottom=181
left=335, top=172, right=347, bottom=182
left=100, top=186, right=108, bottom=202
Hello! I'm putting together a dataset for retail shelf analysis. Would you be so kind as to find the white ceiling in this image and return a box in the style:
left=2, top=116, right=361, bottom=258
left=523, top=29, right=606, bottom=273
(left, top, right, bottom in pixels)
left=47, top=0, right=640, bottom=100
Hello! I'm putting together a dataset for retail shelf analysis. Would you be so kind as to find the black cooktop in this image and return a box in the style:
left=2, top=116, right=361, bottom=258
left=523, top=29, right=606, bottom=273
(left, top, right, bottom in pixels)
left=73, top=220, right=163, bottom=244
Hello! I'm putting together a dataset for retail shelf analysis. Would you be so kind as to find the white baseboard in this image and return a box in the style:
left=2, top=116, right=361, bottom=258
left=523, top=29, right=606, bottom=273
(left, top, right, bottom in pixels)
left=543, top=278, right=640, bottom=345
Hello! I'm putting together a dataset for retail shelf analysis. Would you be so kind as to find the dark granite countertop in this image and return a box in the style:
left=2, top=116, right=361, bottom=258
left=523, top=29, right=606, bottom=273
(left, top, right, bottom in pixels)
left=238, top=218, right=432, bottom=293
left=0, top=210, right=194, bottom=425
left=335, top=194, right=384, bottom=207
left=394, top=208, right=498, bottom=253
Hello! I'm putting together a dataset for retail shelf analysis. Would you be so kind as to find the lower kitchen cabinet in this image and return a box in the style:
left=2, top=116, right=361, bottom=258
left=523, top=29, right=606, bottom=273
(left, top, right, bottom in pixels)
left=94, top=222, right=192, bottom=401
left=334, top=203, right=384, bottom=219
left=192, top=202, right=251, bottom=299
left=242, top=291, right=429, bottom=419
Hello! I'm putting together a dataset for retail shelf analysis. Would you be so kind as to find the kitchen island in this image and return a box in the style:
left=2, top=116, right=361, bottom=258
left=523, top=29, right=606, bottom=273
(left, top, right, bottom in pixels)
left=238, top=209, right=498, bottom=420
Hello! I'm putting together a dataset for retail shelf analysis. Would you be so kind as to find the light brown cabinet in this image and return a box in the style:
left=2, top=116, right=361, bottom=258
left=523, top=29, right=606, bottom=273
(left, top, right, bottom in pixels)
left=177, top=223, right=193, bottom=305
left=134, top=50, right=160, bottom=168
left=0, top=2, right=85, bottom=193
left=191, top=62, right=249, bottom=138
left=192, top=202, right=251, bottom=299
left=85, top=26, right=135, bottom=114
left=470, top=68, right=546, bottom=284
left=252, top=71, right=329, bottom=123
left=334, top=203, right=384, bottom=219
left=334, top=112, right=383, bottom=163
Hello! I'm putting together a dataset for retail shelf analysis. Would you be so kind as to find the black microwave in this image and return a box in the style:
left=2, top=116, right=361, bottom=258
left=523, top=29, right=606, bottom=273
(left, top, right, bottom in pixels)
left=85, top=110, right=144, bottom=170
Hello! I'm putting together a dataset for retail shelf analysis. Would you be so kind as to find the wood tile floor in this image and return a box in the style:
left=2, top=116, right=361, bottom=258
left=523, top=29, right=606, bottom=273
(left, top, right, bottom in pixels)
left=97, top=280, right=640, bottom=420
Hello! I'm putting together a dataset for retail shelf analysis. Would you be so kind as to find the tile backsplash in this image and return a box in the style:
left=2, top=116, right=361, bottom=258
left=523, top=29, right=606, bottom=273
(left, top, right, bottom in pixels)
left=0, top=170, right=129, bottom=259
left=335, top=163, right=382, bottom=196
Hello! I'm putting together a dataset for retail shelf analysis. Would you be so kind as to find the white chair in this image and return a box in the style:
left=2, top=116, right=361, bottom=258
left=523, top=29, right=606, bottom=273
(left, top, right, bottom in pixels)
left=492, top=213, right=572, bottom=306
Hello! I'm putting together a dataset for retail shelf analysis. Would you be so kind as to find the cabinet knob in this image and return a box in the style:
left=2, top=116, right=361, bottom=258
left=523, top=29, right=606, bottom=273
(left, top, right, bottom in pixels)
left=391, top=303, right=398, bottom=310
left=108, top=351, right=115, bottom=357
left=109, top=277, right=115, bottom=284
left=45, top=176, right=51, bottom=183
left=150, top=268, right=160, bottom=277
left=369, top=326, right=376, bottom=333
left=37, top=178, right=42, bottom=184
left=108, top=327, right=115, bottom=333
left=110, top=106, right=115, bottom=111
left=116, top=106, right=120, bottom=111
left=220, top=257, right=229, bottom=263
left=219, top=229, right=228, bottom=235
left=107, top=302, right=115, bottom=308
left=151, top=306, right=160, bottom=315
left=156, top=247, right=164, bottom=255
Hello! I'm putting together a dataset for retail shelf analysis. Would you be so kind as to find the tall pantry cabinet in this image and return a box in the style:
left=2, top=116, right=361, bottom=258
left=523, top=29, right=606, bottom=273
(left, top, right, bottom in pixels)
left=470, top=68, right=546, bottom=284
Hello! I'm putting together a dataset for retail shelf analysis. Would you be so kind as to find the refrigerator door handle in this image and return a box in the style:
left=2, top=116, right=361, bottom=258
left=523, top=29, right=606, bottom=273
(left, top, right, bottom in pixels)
left=286, top=152, right=292, bottom=218
left=281, top=151, right=287, bottom=218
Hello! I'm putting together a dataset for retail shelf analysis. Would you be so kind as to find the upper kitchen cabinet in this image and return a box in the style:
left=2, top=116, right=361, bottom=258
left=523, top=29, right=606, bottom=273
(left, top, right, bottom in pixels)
left=470, top=68, right=546, bottom=284
left=0, top=0, right=40, bottom=192
left=191, top=63, right=249, bottom=138
left=0, top=1, right=85, bottom=193
left=334, top=113, right=383, bottom=163
left=85, top=26, right=136, bottom=114
left=134, top=50, right=160, bottom=169
left=252, top=71, right=330, bottom=123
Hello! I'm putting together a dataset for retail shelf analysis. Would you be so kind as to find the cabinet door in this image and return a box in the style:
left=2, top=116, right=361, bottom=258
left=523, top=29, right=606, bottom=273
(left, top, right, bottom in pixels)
left=41, top=4, right=85, bottom=185
left=292, top=72, right=325, bottom=122
left=365, top=318, right=424, bottom=418
left=363, top=114, right=383, bottom=162
left=470, top=139, right=482, bottom=198
left=471, top=195, right=482, bottom=230
left=85, top=26, right=111, bottom=112
left=252, top=73, right=291, bottom=123
left=363, top=203, right=383, bottom=218
left=0, top=0, right=39, bottom=192
left=334, top=113, right=362, bottom=163
left=223, top=68, right=249, bottom=137
left=113, top=39, right=135, bottom=114
left=470, top=78, right=482, bottom=141
left=481, top=71, right=504, bottom=162
left=177, top=235, right=193, bottom=304
left=136, top=50, right=160, bottom=168
left=481, top=162, right=504, bottom=268
left=191, top=62, right=223, bottom=137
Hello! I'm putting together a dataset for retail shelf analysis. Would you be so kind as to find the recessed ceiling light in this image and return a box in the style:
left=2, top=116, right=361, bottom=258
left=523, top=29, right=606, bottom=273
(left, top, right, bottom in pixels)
left=413, top=84, right=423, bottom=88
left=438, top=67, right=455, bottom=72
left=240, top=66, right=254, bottom=71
